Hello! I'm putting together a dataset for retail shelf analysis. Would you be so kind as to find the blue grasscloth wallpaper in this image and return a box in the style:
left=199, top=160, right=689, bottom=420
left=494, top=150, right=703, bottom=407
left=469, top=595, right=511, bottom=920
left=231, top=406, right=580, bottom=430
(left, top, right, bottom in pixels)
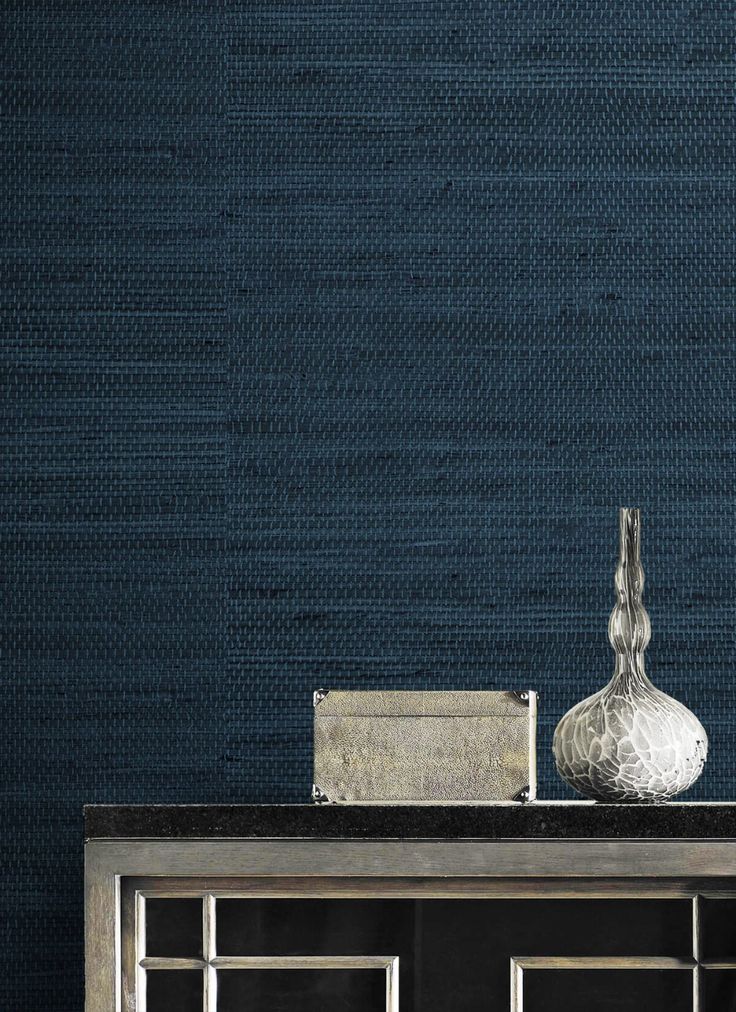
left=4, top=1, right=735, bottom=1007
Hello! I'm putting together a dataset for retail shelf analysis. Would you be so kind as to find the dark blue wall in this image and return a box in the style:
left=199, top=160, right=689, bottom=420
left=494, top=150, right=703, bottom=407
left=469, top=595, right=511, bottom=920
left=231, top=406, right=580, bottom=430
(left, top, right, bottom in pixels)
left=4, top=2, right=735, bottom=1007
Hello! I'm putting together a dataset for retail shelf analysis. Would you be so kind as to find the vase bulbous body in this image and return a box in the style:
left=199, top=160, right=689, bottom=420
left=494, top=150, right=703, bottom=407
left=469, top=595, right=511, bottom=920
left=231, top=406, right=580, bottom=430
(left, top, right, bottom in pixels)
left=553, top=508, right=708, bottom=803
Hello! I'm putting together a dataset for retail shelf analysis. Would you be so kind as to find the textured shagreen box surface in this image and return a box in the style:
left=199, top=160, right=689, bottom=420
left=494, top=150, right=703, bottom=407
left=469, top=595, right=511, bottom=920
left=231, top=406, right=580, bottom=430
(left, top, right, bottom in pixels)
left=314, top=690, right=537, bottom=802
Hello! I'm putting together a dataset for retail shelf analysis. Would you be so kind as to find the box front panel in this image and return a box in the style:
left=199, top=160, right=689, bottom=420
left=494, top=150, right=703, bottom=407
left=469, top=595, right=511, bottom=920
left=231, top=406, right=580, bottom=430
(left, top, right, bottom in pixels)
left=314, top=690, right=535, bottom=802
left=315, top=714, right=531, bottom=801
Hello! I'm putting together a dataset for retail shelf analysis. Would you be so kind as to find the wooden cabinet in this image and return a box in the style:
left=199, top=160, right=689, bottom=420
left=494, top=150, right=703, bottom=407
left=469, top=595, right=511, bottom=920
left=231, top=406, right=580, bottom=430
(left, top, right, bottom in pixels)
left=84, top=804, right=736, bottom=1011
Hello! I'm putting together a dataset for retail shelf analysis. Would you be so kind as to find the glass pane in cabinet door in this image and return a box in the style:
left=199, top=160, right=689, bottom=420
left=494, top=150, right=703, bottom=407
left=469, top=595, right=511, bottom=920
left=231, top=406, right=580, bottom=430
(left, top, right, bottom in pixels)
left=216, top=898, right=412, bottom=956
left=418, top=898, right=692, bottom=1010
left=703, top=969, right=736, bottom=1011
left=522, top=969, right=692, bottom=1012
left=700, top=898, right=736, bottom=961
left=216, top=968, right=387, bottom=1012
left=146, top=897, right=203, bottom=957
left=146, top=969, right=203, bottom=1012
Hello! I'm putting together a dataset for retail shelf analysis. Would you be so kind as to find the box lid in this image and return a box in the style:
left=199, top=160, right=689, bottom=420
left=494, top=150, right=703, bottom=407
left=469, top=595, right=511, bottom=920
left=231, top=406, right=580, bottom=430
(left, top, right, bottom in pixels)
left=314, top=689, right=535, bottom=718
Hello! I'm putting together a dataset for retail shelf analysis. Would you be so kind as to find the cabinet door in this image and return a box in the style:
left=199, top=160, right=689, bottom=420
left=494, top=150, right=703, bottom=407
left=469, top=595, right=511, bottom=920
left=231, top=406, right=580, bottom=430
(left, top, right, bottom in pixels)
left=124, top=883, right=736, bottom=1011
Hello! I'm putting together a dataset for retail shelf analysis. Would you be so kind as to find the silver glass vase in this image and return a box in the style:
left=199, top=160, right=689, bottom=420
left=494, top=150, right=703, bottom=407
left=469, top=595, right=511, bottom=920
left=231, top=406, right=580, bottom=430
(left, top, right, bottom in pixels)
left=553, top=507, right=708, bottom=802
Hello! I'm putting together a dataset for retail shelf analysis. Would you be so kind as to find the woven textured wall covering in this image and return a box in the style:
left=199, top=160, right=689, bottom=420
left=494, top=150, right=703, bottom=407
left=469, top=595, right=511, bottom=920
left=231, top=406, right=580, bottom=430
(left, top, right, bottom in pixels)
left=4, top=1, right=736, bottom=1007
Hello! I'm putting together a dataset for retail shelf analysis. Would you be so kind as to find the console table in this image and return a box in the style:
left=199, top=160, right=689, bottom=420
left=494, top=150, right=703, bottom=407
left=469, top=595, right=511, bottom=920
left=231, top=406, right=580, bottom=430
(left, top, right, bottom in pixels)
left=85, top=803, right=736, bottom=1011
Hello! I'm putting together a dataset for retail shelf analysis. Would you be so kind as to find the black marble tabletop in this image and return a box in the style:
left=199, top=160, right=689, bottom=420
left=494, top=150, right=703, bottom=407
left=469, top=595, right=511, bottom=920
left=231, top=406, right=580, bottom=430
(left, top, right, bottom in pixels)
left=84, top=802, right=736, bottom=840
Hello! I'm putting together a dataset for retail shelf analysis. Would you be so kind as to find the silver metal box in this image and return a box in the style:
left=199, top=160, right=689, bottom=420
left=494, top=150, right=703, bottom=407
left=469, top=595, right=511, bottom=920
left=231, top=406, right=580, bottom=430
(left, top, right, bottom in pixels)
left=313, top=689, right=537, bottom=804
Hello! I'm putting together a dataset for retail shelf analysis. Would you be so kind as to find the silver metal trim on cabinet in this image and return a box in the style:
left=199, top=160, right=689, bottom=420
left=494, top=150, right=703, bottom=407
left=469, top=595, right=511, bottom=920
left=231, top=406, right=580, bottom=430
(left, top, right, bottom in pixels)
left=85, top=836, right=736, bottom=1012
left=508, top=894, right=736, bottom=1012
left=85, top=844, right=121, bottom=1012
left=510, top=956, right=698, bottom=1012
left=136, top=955, right=398, bottom=1012
left=85, top=836, right=736, bottom=880
left=130, top=885, right=398, bottom=1012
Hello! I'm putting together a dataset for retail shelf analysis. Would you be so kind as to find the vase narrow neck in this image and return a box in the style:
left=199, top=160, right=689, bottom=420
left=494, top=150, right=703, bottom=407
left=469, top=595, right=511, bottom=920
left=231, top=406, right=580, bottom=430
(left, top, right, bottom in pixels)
left=608, top=508, right=653, bottom=691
